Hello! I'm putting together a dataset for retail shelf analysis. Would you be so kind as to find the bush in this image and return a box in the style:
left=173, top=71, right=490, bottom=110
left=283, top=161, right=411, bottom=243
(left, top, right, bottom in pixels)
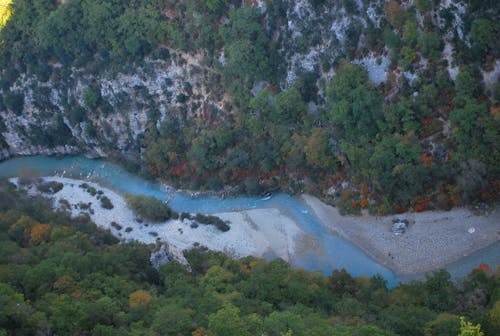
left=125, top=194, right=176, bottom=222
left=58, top=198, right=71, bottom=210
left=37, top=181, right=64, bottom=194
left=87, top=187, right=97, bottom=196
left=194, top=213, right=230, bottom=232
left=110, top=222, right=122, bottom=230
left=100, top=196, right=114, bottom=209
left=78, top=202, right=92, bottom=210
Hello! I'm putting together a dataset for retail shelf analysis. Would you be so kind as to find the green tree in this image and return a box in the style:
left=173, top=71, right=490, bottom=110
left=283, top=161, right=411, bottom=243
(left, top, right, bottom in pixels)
left=201, top=0, right=225, bottom=13
left=327, top=63, right=383, bottom=144
left=81, top=0, right=120, bottom=50
left=378, top=306, right=435, bottom=336
left=305, top=128, right=336, bottom=170
left=471, top=18, right=498, bottom=52
left=450, top=99, right=499, bottom=168
left=423, top=313, right=460, bottom=336
left=401, top=45, right=417, bottom=70
left=125, top=194, right=175, bottom=222
left=208, top=303, right=250, bottom=336
left=220, top=7, right=276, bottom=90
left=273, top=87, right=306, bottom=124
left=116, top=7, right=166, bottom=57
left=423, top=270, right=456, bottom=312
left=151, top=304, right=194, bottom=335
left=459, top=317, right=484, bottom=336
left=263, top=310, right=306, bottom=336
left=383, top=27, right=401, bottom=49
left=455, top=67, right=483, bottom=102
left=201, top=265, right=234, bottom=293
left=487, top=301, right=500, bottom=335
left=418, top=32, right=442, bottom=60
left=415, top=0, right=432, bottom=12
left=403, top=20, right=418, bottom=48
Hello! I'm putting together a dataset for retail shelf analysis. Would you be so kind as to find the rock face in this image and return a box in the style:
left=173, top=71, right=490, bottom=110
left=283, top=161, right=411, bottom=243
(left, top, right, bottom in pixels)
left=0, top=52, right=226, bottom=160
left=150, top=243, right=189, bottom=269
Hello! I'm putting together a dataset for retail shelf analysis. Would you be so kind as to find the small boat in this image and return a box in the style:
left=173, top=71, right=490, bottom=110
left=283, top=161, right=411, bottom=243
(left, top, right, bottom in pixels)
left=261, top=193, right=272, bottom=201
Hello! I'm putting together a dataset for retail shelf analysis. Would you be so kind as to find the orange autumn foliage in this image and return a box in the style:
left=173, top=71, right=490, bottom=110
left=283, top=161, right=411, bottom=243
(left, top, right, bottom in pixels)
left=129, top=290, right=152, bottom=309
left=360, top=198, right=369, bottom=208
left=192, top=327, right=209, bottom=336
left=474, top=263, right=493, bottom=276
left=239, top=264, right=251, bottom=274
left=420, top=153, right=433, bottom=167
left=393, top=203, right=408, bottom=214
left=360, top=184, right=369, bottom=197
left=414, top=198, right=430, bottom=212
left=384, top=0, right=406, bottom=28
left=490, top=106, right=500, bottom=118
left=148, top=164, right=159, bottom=176
left=30, top=224, right=51, bottom=244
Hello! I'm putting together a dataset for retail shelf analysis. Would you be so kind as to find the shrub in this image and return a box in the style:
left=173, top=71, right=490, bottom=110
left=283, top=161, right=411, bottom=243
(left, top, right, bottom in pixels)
left=110, top=222, right=122, bottom=230
left=125, top=194, right=176, bottom=222
left=78, top=202, right=92, bottom=210
left=37, top=181, right=64, bottom=194
left=125, top=227, right=133, bottom=233
left=100, top=196, right=114, bottom=209
left=87, top=187, right=97, bottom=196
left=59, top=198, right=71, bottom=210
left=194, top=213, right=230, bottom=232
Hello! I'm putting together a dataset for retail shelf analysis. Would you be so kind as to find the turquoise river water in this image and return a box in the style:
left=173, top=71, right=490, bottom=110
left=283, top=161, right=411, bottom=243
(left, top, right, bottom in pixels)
left=1, top=155, right=499, bottom=287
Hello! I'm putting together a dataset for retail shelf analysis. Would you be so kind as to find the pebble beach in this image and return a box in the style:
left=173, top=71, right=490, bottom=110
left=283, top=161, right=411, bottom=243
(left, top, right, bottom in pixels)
left=302, top=194, right=500, bottom=275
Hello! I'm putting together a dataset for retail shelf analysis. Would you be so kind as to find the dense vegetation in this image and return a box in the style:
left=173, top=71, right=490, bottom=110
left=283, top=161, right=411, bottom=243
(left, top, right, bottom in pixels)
left=124, top=193, right=230, bottom=231
left=0, top=181, right=499, bottom=336
left=0, top=0, right=499, bottom=214
left=125, top=194, right=177, bottom=222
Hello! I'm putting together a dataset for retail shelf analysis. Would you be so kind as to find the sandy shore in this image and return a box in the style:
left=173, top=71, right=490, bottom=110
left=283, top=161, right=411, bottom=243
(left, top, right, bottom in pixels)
left=12, top=177, right=304, bottom=263
left=302, top=194, right=500, bottom=275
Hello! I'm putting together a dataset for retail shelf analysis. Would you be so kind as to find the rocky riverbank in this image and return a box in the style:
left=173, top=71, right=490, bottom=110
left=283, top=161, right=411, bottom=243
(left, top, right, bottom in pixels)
left=10, top=176, right=305, bottom=264
left=302, top=195, right=500, bottom=275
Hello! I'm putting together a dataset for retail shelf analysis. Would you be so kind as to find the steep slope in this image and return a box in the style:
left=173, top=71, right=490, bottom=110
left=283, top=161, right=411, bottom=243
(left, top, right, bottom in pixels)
left=0, top=0, right=498, bottom=211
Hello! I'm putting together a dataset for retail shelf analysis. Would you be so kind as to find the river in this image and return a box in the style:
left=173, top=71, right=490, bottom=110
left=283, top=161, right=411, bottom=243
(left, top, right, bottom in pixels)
left=1, top=155, right=499, bottom=287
